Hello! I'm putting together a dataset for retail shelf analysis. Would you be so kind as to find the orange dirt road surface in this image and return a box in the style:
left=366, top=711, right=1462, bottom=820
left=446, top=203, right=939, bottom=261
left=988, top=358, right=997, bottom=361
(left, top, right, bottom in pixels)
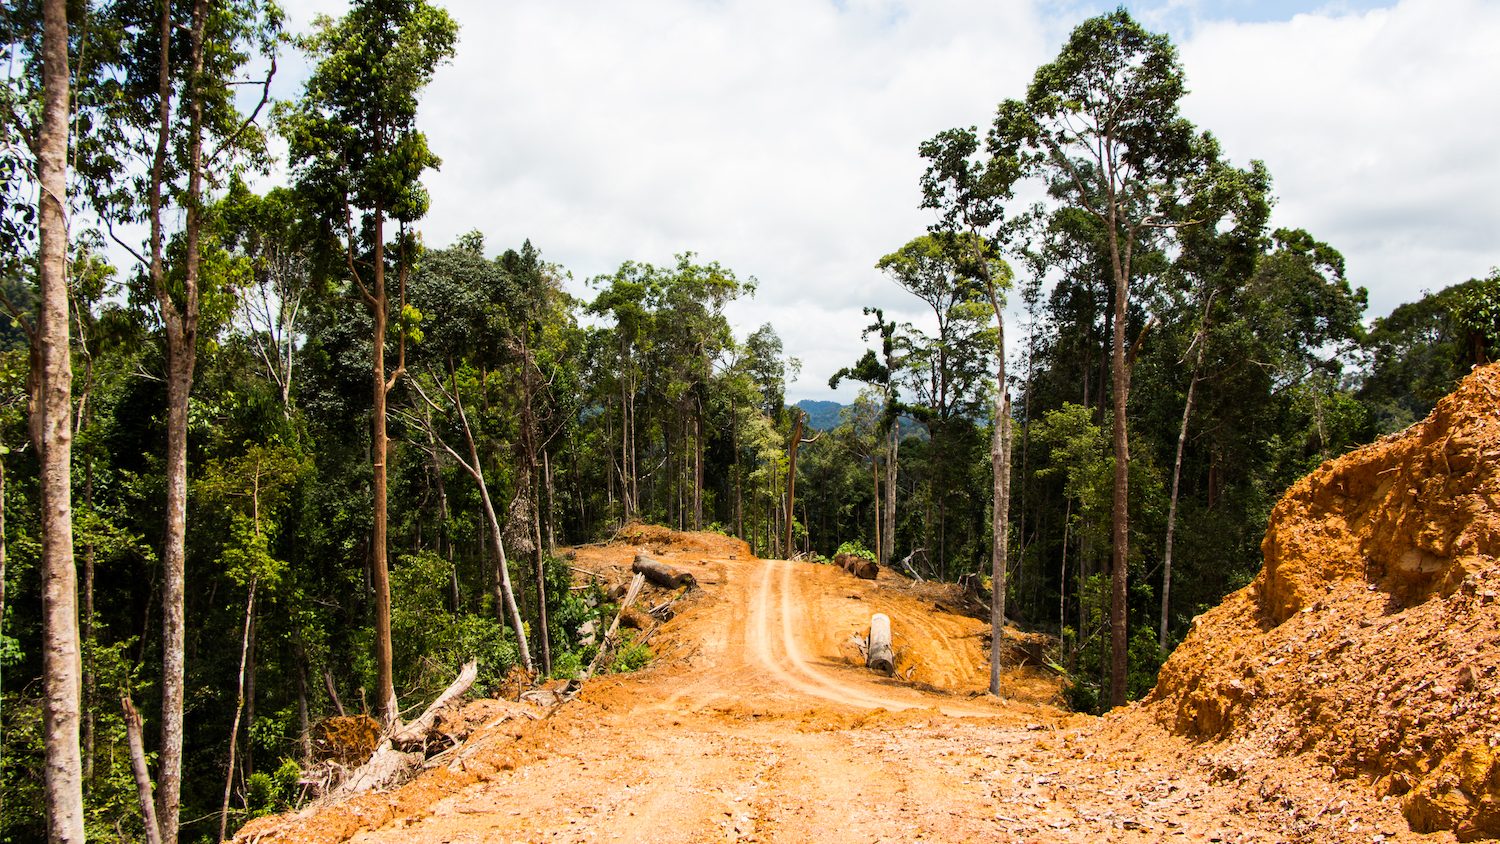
left=238, top=531, right=1437, bottom=844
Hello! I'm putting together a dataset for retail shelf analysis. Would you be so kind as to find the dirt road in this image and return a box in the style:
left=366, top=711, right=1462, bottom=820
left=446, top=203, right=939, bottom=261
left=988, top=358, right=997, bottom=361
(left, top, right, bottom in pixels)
left=246, top=535, right=1437, bottom=844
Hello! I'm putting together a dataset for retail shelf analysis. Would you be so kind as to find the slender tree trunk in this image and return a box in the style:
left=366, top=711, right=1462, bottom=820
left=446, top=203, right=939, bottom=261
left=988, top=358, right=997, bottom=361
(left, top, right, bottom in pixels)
left=369, top=211, right=398, bottom=725
left=154, top=5, right=209, bottom=837
left=884, top=425, right=897, bottom=567
left=244, top=611, right=256, bottom=780
left=784, top=410, right=804, bottom=558
left=983, top=262, right=1012, bottom=697
left=1059, top=499, right=1072, bottom=641
left=219, top=580, right=257, bottom=844
left=871, top=453, right=881, bottom=564
left=694, top=395, right=704, bottom=530
left=531, top=469, right=550, bottom=675
left=121, top=694, right=162, bottom=844
left=415, top=376, right=534, bottom=673
left=1161, top=307, right=1210, bottom=651
left=543, top=448, right=556, bottom=555
left=478, top=477, right=532, bottom=672
left=1106, top=217, right=1132, bottom=709
left=294, top=639, right=312, bottom=763
left=36, top=1, right=84, bottom=836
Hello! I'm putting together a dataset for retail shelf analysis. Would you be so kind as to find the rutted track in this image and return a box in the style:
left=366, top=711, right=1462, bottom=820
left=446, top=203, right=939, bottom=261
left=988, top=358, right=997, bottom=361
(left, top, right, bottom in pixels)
left=238, top=535, right=1431, bottom=844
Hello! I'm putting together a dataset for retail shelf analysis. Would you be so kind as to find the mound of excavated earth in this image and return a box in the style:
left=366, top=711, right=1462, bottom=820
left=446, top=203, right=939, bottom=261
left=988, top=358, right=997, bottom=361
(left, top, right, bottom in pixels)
left=1146, top=363, right=1500, bottom=840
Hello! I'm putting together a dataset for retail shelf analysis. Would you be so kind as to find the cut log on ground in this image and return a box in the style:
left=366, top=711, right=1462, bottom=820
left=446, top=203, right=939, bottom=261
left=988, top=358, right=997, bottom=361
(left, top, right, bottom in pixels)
left=867, top=613, right=894, bottom=675
left=335, top=741, right=424, bottom=794
left=390, top=660, right=478, bottom=750
left=834, top=553, right=878, bottom=580
left=632, top=553, right=697, bottom=589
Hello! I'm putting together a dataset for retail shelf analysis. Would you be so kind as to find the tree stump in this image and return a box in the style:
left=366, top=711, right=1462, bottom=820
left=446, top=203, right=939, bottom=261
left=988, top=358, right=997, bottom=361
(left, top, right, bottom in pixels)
left=867, top=614, right=894, bottom=675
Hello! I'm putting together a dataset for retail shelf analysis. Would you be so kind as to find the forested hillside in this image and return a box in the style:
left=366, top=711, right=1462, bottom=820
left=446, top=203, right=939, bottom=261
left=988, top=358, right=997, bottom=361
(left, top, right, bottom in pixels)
left=1, top=1, right=1497, bottom=842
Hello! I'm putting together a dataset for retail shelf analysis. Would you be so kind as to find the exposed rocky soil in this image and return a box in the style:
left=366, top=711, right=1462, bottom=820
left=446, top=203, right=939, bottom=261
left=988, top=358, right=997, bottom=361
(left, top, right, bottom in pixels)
left=1146, top=362, right=1500, bottom=840
left=235, top=365, right=1500, bottom=843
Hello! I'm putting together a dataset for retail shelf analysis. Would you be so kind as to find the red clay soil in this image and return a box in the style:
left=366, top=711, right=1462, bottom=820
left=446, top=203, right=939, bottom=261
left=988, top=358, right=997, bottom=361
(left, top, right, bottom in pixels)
left=1144, top=362, right=1500, bottom=840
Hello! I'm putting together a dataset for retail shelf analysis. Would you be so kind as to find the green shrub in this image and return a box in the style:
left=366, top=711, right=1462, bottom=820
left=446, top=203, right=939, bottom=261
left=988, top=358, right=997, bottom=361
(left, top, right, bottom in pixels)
left=609, top=631, right=654, bottom=674
left=835, top=540, right=876, bottom=563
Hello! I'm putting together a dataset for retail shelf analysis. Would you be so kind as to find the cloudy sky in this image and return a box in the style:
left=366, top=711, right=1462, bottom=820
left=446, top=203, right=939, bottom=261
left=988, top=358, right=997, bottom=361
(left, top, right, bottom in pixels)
left=274, top=0, right=1500, bottom=402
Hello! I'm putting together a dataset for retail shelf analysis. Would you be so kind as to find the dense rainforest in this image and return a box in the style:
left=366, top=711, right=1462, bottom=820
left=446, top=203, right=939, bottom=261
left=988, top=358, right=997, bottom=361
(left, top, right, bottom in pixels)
left=1, top=1, right=1497, bottom=842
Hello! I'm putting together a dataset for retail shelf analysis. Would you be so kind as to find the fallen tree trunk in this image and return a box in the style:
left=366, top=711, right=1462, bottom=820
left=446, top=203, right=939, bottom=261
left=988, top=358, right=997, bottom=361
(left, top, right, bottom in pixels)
left=336, top=661, right=479, bottom=794
left=867, top=614, right=894, bottom=675
left=390, top=660, right=477, bottom=750
left=632, top=553, right=697, bottom=590
left=584, top=573, right=646, bottom=681
left=834, top=553, right=877, bottom=580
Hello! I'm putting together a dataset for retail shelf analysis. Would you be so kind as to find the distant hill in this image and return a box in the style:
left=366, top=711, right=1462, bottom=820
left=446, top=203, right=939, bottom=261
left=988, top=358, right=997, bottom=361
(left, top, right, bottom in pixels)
left=793, top=400, right=927, bottom=440
left=794, top=400, right=844, bottom=431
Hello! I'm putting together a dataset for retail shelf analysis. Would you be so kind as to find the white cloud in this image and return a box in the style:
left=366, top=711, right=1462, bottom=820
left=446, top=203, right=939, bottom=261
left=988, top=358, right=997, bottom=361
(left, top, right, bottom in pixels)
left=274, top=0, right=1500, bottom=400
left=1178, top=0, right=1500, bottom=314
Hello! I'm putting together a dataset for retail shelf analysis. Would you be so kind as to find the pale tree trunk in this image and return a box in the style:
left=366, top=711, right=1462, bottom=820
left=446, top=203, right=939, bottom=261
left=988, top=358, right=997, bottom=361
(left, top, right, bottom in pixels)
left=219, top=579, right=257, bottom=844
left=784, top=411, right=802, bottom=557
left=982, top=266, right=1012, bottom=698
left=1161, top=301, right=1212, bottom=651
left=36, top=0, right=85, bottom=837
left=883, top=425, right=897, bottom=567
left=1160, top=372, right=1196, bottom=652
left=121, top=695, right=162, bottom=844
left=368, top=211, right=397, bottom=725
left=409, top=378, right=532, bottom=671
left=151, top=3, right=209, bottom=838
left=871, top=453, right=881, bottom=564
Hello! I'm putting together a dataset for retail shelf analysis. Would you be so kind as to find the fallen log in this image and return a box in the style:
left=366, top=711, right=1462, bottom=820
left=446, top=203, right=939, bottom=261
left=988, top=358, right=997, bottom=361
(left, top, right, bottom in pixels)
left=632, top=553, right=697, bottom=590
left=867, top=613, right=894, bottom=675
left=583, top=572, right=647, bottom=681
left=391, top=660, right=478, bottom=749
left=336, top=661, right=479, bottom=794
left=834, top=553, right=878, bottom=580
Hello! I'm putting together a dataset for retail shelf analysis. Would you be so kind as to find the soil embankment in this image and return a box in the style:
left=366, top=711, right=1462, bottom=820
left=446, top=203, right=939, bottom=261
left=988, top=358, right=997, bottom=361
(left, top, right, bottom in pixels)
left=1145, top=362, right=1500, bottom=840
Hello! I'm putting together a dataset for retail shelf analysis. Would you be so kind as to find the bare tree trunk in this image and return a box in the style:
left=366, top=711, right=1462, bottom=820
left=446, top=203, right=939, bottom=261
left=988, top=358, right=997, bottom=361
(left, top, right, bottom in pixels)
left=219, top=580, right=257, bottom=844
left=1161, top=309, right=1209, bottom=651
left=151, top=4, right=209, bottom=838
left=542, top=448, right=556, bottom=556
left=294, top=639, right=312, bottom=763
left=883, top=425, right=897, bottom=567
left=531, top=471, right=550, bottom=675
left=871, top=454, right=881, bottom=564
left=323, top=669, right=345, bottom=717
left=36, top=2, right=84, bottom=837
left=121, top=694, right=162, bottom=844
left=369, top=217, right=397, bottom=725
left=784, top=410, right=803, bottom=558
left=989, top=393, right=1012, bottom=696
left=694, top=396, right=704, bottom=530
left=1106, top=220, right=1132, bottom=709
left=982, top=262, right=1012, bottom=698
left=410, top=377, right=532, bottom=672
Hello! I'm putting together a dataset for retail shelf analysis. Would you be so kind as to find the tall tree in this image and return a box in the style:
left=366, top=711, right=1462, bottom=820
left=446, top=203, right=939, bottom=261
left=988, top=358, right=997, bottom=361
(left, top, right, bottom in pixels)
left=877, top=235, right=992, bottom=578
left=998, top=10, right=1211, bottom=705
left=34, top=0, right=85, bottom=838
left=920, top=126, right=1022, bottom=696
left=281, top=0, right=458, bottom=725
